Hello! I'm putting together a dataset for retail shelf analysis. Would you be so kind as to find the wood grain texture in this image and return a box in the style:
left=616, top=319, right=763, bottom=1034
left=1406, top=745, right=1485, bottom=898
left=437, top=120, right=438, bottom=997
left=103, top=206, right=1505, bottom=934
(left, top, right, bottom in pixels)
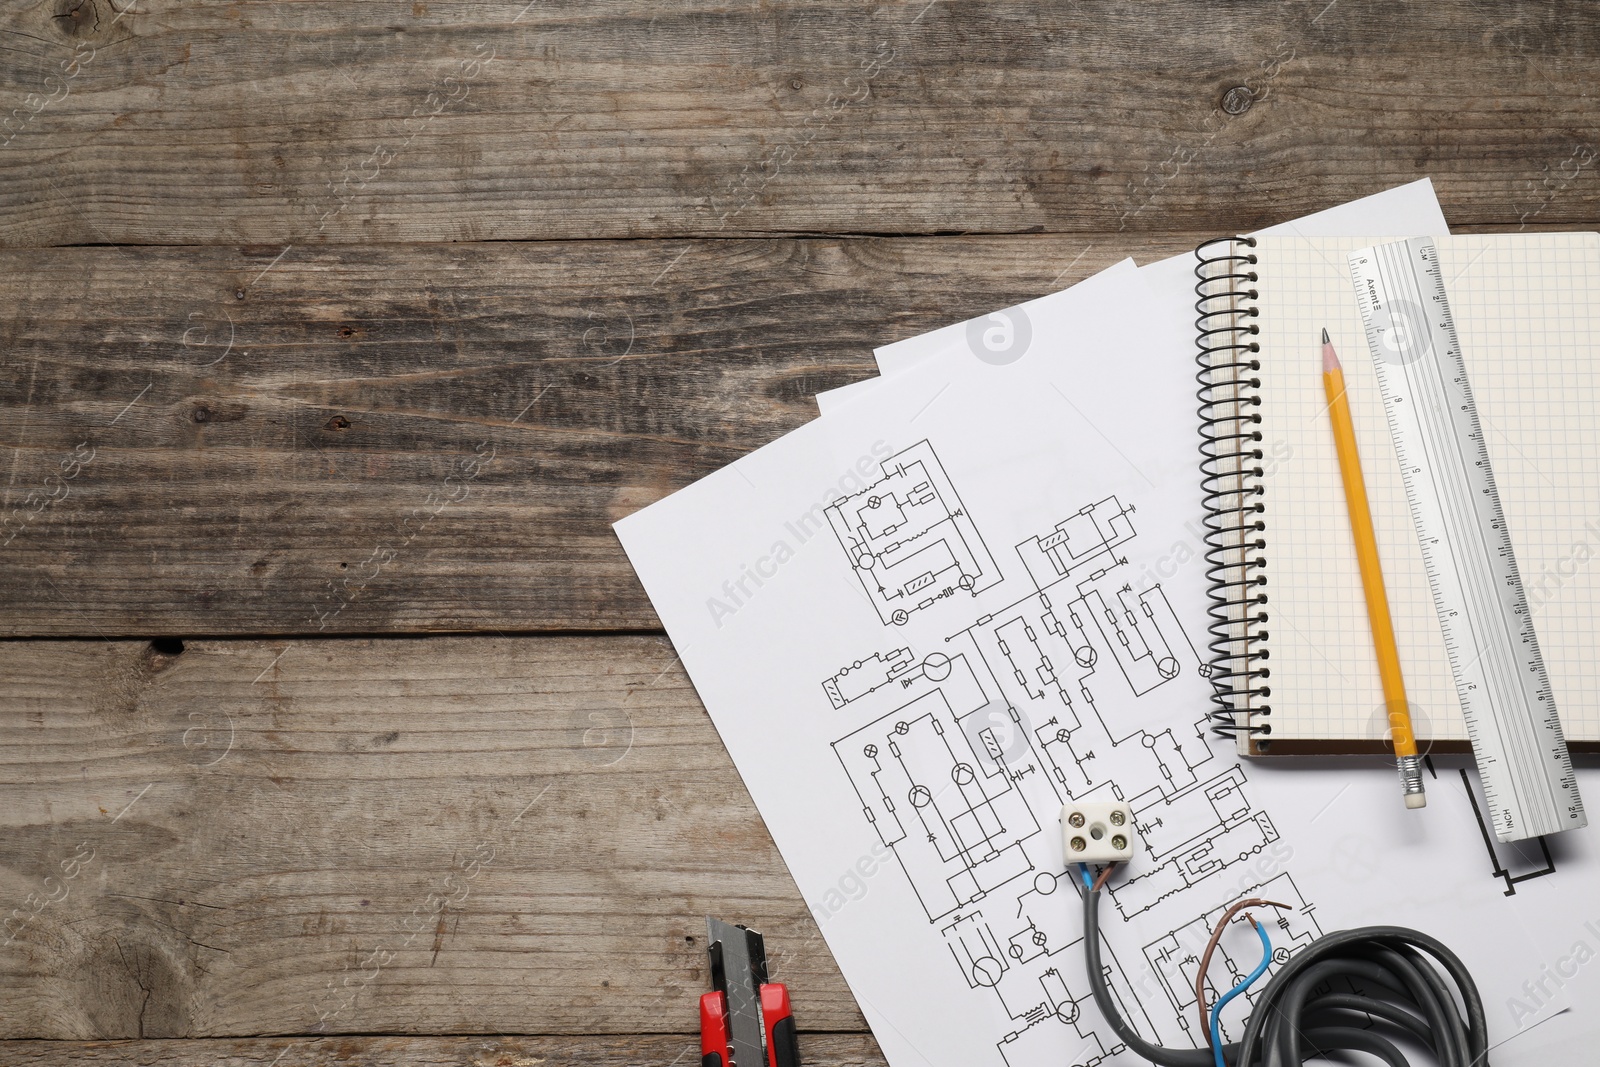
left=0, top=636, right=871, bottom=1040
left=0, top=233, right=1183, bottom=637
left=0, top=1034, right=889, bottom=1066
left=0, top=0, right=1596, bottom=246
left=5, top=0, right=1600, bottom=1057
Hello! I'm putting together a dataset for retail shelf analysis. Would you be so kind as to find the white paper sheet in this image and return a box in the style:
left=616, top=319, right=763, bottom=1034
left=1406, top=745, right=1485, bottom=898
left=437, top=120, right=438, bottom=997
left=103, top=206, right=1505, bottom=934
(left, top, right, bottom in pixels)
left=1248, top=758, right=1600, bottom=1056
left=813, top=179, right=1450, bottom=414
left=616, top=260, right=1573, bottom=1067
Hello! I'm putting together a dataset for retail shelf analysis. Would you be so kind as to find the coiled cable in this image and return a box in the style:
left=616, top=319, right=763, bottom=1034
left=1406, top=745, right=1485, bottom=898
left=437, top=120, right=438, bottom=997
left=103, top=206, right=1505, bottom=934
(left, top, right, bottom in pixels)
left=1079, top=881, right=1490, bottom=1066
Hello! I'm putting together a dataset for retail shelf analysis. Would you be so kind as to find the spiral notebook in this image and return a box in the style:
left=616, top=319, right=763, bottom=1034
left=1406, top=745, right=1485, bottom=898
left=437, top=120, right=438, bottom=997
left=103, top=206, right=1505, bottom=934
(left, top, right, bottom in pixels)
left=1194, top=232, right=1600, bottom=755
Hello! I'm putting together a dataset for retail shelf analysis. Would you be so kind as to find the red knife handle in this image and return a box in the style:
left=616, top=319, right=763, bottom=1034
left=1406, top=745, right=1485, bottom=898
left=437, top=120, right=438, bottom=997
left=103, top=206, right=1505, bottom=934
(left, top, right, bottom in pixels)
left=760, top=983, right=800, bottom=1067
left=700, top=991, right=730, bottom=1067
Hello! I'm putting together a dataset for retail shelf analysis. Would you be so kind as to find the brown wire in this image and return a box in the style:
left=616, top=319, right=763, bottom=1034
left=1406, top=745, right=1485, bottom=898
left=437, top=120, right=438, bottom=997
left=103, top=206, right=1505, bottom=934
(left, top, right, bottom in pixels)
left=1091, top=862, right=1117, bottom=893
left=1193, top=897, right=1291, bottom=1047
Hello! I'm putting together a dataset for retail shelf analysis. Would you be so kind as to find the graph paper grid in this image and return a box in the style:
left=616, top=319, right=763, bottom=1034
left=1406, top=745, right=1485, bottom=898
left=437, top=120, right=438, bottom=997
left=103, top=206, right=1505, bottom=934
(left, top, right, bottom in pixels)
left=1246, top=233, right=1600, bottom=745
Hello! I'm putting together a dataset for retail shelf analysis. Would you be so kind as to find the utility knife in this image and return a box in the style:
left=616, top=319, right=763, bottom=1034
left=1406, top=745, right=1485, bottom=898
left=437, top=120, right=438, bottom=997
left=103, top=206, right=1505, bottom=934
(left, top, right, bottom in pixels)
left=700, top=917, right=799, bottom=1067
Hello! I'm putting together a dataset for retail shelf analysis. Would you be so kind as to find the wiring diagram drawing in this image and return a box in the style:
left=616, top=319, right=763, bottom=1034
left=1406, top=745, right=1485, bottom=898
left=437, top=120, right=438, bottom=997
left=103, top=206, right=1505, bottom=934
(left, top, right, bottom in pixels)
left=827, top=439, right=1002, bottom=626
left=823, top=441, right=1320, bottom=1066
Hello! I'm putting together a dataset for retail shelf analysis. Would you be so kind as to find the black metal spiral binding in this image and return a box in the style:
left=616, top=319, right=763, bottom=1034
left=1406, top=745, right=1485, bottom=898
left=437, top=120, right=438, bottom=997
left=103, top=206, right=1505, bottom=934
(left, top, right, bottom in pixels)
left=1194, top=237, right=1270, bottom=740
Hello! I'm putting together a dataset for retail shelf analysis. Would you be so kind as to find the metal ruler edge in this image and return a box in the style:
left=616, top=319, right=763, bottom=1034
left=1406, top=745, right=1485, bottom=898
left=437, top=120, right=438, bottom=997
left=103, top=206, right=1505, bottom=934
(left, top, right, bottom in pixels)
left=1348, top=236, right=1585, bottom=843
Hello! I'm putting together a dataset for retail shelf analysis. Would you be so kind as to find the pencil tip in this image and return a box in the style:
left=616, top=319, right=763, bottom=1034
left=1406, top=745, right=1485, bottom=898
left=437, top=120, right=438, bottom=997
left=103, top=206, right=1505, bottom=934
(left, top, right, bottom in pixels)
left=1321, top=327, right=1330, bottom=344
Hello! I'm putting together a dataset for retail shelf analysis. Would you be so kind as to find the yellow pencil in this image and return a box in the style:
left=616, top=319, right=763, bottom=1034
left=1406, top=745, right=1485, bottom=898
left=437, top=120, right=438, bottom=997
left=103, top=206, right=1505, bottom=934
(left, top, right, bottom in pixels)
left=1322, top=328, right=1426, bottom=809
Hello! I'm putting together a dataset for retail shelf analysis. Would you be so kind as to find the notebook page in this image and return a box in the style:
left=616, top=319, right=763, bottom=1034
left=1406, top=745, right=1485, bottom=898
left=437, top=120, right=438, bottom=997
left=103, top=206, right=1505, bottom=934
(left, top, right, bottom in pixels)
left=1250, top=237, right=1458, bottom=744
left=1457, top=235, right=1600, bottom=747
left=1251, top=233, right=1600, bottom=746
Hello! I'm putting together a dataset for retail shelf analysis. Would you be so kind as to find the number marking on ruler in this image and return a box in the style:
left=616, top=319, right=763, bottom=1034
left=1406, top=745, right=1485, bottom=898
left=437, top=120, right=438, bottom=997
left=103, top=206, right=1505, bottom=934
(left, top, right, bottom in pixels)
left=1349, top=237, right=1585, bottom=843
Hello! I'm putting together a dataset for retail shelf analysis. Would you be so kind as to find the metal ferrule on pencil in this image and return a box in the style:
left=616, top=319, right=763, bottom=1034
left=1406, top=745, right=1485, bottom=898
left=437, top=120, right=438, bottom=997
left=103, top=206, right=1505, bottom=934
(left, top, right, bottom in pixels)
left=1397, top=755, right=1426, bottom=807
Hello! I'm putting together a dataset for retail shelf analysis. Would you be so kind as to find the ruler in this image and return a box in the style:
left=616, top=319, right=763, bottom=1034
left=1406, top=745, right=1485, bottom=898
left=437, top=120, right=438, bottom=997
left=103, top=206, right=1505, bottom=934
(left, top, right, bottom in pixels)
left=1348, top=237, right=1585, bottom=843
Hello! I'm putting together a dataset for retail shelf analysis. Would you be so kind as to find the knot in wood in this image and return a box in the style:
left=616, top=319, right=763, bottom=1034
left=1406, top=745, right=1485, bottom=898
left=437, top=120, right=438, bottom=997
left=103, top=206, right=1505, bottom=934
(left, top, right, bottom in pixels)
left=181, top=397, right=246, bottom=425
left=52, top=0, right=99, bottom=38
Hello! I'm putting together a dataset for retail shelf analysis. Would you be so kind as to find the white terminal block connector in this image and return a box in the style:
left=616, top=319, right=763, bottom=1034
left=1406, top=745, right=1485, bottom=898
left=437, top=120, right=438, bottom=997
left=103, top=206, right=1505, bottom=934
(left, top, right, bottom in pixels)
left=1061, top=801, right=1135, bottom=865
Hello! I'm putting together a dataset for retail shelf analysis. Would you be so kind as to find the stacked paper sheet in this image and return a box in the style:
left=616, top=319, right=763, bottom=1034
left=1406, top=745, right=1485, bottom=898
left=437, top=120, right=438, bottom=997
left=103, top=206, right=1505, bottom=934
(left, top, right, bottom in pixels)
left=613, top=181, right=1600, bottom=1067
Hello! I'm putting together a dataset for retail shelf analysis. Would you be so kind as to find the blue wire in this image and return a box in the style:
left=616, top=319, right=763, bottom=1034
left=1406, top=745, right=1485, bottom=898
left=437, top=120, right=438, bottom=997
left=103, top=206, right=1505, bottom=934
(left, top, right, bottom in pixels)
left=1207, top=919, right=1273, bottom=1067
left=1078, top=864, right=1093, bottom=889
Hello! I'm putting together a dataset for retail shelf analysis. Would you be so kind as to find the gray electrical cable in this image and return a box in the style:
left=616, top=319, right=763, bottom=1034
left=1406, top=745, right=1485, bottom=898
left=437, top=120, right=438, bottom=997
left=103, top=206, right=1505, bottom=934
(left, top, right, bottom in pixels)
left=1080, top=882, right=1490, bottom=1066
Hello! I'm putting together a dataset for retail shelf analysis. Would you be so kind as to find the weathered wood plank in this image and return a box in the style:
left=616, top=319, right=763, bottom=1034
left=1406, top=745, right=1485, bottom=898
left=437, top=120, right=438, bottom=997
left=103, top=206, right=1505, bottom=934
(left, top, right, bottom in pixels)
left=0, top=0, right=1596, bottom=246
left=0, top=636, right=870, bottom=1039
left=0, top=233, right=1179, bottom=637
left=0, top=1034, right=889, bottom=1067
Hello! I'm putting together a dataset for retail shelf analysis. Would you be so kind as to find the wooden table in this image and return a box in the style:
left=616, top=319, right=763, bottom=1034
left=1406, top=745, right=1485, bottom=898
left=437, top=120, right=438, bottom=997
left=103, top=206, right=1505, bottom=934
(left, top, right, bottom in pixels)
left=0, top=1, right=1594, bottom=1062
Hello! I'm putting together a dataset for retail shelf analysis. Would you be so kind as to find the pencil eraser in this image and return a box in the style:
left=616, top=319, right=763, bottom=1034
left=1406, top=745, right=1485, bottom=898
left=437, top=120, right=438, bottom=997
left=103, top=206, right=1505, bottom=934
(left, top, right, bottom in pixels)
left=1061, top=801, right=1135, bottom=864
left=1405, top=793, right=1427, bottom=809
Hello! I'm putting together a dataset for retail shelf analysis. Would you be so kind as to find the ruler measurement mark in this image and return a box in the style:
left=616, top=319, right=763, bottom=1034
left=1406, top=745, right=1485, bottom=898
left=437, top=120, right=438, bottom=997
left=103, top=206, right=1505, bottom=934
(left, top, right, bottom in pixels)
left=1350, top=238, right=1585, bottom=843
